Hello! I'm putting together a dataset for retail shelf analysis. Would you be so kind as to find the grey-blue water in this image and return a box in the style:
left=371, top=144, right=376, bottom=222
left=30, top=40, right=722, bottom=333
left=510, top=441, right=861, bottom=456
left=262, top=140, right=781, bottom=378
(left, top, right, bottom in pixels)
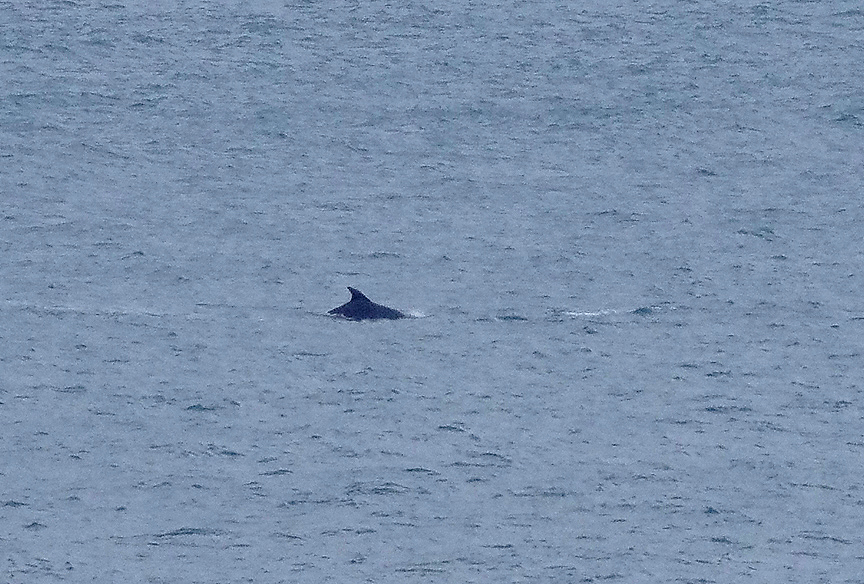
left=2, top=1, right=864, bottom=582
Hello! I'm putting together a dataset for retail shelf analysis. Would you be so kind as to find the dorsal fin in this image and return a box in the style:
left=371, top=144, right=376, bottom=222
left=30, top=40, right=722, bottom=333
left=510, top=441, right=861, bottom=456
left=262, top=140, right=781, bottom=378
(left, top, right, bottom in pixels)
left=347, top=287, right=369, bottom=301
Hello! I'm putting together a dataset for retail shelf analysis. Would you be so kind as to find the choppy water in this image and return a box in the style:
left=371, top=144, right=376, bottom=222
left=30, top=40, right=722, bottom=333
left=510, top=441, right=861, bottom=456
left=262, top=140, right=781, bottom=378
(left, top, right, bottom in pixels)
left=2, top=1, right=864, bottom=582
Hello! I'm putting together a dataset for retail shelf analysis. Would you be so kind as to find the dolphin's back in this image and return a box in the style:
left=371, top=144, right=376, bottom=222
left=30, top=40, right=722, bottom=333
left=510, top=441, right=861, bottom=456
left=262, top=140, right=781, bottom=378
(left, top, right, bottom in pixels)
left=329, top=287, right=406, bottom=320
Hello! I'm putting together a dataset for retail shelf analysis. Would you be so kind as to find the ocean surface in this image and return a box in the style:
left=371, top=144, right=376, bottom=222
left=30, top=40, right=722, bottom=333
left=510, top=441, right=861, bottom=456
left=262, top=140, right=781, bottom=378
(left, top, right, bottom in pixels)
left=2, top=1, right=864, bottom=582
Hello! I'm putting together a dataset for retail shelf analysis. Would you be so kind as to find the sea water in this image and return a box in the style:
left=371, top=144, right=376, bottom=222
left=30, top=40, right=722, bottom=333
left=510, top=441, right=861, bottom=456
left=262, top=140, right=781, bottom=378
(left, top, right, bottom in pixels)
left=2, top=1, right=864, bottom=582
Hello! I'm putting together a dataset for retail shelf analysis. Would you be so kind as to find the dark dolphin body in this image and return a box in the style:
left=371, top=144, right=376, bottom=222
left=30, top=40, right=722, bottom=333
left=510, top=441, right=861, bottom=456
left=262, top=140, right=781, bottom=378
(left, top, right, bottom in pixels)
left=328, top=287, right=406, bottom=321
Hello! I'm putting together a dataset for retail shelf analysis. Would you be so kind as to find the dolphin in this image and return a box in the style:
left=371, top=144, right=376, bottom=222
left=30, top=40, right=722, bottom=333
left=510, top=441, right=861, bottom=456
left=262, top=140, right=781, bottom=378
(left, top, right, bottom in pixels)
left=328, top=287, right=406, bottom=321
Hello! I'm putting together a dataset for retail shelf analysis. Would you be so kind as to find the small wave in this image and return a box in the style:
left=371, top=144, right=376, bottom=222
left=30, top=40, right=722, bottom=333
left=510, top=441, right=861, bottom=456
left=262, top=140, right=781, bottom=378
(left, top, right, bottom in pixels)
left=496, top=314, right=528, bottom=321
left=2, top=300, right=168, bottom=318
left=563, top=302, right=675, bottom=318
left=563, top=309, right=620, bottom=317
